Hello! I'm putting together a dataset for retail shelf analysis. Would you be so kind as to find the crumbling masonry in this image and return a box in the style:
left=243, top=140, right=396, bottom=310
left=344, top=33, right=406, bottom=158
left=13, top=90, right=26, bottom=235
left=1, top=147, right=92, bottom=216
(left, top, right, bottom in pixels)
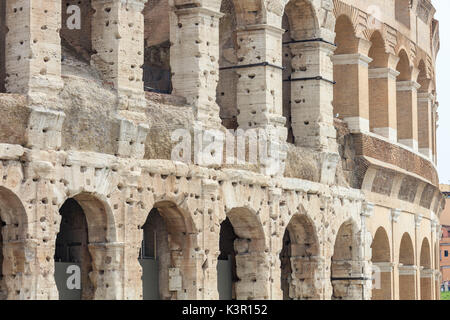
left=0, top=0, right=444, bottom=300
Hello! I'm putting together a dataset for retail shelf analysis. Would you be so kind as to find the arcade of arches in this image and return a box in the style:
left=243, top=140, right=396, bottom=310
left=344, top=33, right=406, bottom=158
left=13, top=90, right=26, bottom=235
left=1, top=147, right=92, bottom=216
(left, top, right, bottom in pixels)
left=0, top=0, right=443, bottom=300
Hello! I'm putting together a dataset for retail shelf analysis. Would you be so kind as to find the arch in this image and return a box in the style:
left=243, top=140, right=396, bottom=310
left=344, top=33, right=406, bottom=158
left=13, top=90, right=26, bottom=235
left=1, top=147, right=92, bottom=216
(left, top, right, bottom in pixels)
left=420, top=237, right=432, bottom=300
left=143, top=0, right=172, bottom=94
left=140, top=200, right=198, bottom=300
left=284, top=0, right=319, bottom=40
left=395, top=0, right=411, bottom=29
left=368, top=31, right=391, bottom=136
left=0, top=187, right=28, bottom=299
left=332, top=14, right=362, bottom=124
left=371, top=227, right=392, bottom=300
left=334, top=15, right=358, bottom=55
left=396, top=49, right=417, bottom=149
left=54, top=193, right=116, bottom=300
left=368, top=31, right=388, bottom=69
left=331, top=219, right=364, bottom=300
left=282, top=0, right=324, bottom=146
left=398, top=232, right=416, bottom=300
left=417, top=60, right=430, bottom=93
left=218, top=207, right=268, bottom=300
left=280, top=213, right=319, bottom=299
left=70, top=193, right=117, bottom=243
left=217, top=0, right=238, bottom=130
left=396, top=49, right=412, bottom=81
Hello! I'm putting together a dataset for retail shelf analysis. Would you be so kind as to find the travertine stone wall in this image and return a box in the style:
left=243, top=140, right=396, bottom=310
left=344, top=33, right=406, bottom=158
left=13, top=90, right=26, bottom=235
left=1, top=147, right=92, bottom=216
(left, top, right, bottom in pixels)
left=0, top=0, right=443, bottom=301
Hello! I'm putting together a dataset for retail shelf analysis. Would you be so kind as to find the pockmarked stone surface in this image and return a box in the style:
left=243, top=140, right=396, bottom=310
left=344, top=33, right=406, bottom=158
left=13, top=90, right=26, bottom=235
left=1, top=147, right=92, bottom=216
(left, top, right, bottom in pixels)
left=0, top=0, right=443, bottom=300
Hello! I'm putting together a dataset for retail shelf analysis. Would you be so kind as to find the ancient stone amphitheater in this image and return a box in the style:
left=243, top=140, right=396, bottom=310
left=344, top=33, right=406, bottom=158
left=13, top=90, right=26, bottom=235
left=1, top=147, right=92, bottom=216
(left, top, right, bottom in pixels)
left=0, top=0, right=443, bottom=300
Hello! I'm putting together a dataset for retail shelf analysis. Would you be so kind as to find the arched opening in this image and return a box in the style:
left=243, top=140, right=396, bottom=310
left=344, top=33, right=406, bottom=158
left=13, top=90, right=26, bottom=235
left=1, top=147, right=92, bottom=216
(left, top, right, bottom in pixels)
left=217, top=0, right=238, bottom=130
left=218, top=207, right=267, bottom=300
left=0, top=0, right=6, bottom=92
left=395, top=0, right=411, bottom=29
left=280, top=214, right=319, bottom=299
left=55, top=198, right=93, bottom=300
left=140, top=208, right=167, bottom=300
left=333, top=15, right=362, bottom=124
left=368, top=31, right=394, bottom=139
left=0, top=187, right=28, bottom=299
left=398, top=232, right=416, bottom=300
left=396, top=50, right=415, bottom=149
left=417, top=60, right=432, bottom=158
left=282, top=13, right=294, bottom=143
left=371, top=227, right=392, bottom=300
left=60, top=1, right=93, bottom=65
left=54, top=194, right=113, bottom=300
left=143, top=0, right=171, bottom=94
left=283, top=0, right=323, bottom=146
left=217, top=217, right=238, bottom=300
left=331, top=220, right=364, bottom=299
left=420, top=238, right=432, bottom=300
left=140, top=201, right=197, bottom=300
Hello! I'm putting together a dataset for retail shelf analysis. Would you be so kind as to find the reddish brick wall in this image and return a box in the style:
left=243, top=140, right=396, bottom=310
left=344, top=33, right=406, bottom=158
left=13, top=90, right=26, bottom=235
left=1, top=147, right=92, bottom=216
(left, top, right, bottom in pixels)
left=352, top=133, right=439, bottom=186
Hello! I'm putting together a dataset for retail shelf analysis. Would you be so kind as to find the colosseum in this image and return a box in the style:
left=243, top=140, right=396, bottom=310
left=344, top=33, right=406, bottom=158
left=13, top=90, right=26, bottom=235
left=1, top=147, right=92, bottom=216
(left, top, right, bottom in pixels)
left=0, top=0, right=443, bottom=300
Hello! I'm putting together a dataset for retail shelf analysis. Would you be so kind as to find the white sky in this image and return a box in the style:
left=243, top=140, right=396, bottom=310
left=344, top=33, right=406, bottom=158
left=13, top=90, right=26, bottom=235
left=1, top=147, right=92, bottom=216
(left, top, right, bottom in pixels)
left=435, top=1, right=450, bottom=184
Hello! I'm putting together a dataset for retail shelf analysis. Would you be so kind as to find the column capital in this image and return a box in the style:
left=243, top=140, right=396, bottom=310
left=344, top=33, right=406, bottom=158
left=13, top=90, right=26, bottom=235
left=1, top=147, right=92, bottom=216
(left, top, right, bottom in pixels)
left=332, top=53, right=373, bottom=67
left=391, top=208, right=401, bottom=222
left=361, top=202, right=375, bottom=217
left=368, top=68, right=400, bottom=80
left=238, top=23, right=285, bottom=36
left=415, top=214, right=423, bottom=228
left=417, top=92, right=435, bottom=102
left=173, top=6, right=224, bottom=18
left=398, top=264, right=418, bottom=275
left=396, top=80, right=421, bottom=91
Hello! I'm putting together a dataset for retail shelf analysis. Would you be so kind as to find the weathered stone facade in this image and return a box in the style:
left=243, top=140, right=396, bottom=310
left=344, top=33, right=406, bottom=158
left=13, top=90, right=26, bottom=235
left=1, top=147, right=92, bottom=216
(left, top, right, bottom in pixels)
left=0, top=0, right=443, bottom=300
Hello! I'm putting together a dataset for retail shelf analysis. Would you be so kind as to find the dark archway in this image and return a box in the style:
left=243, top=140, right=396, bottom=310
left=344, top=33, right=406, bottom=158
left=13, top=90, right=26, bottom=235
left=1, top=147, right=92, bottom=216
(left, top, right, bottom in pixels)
left=54, top=193, right=113, bottom=300
left=217, top=217, right=238, bottom=300
left=60, top=0, right=93, bottom=61
left=140, top=201, right=197, bottom=300
left=218, top=207, right=267, bottom=300
left=280, top=214, right=319, bottom=299
left=143, top=0, right=172, bottom=94
left=55, top=198, right=93, bottom=300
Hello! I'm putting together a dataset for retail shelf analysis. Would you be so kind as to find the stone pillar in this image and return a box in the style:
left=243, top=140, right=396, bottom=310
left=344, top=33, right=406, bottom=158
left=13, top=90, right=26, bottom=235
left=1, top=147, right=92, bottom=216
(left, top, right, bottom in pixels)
left=332, top=39, right=372, bottom=133
left=234, top=24, right=287, bottom=175
left=432, top=103, right=438, bottom=164
left=289, top=41, right=337, bottom=152
left=235, top=25, right=285, bottom=132
left=368, top=55, right=400, bottom=141
left=2, top=239, right=42, bottom=300
left=397, top=79, right=420, bottom=151
left=417, top=92, right=434, bottom=158
left=398, top=265, right=417, bottom=300
left=170, top=4, right=223, bottom=127
left=88, top=242, right=125, bottom=300
left=372, top=262, right=394, bottom=300
left=234, top=239, right=270, bottom=300
left=5, top=0, right=63, bottom=104
left=289, top=255, right=321, bottom=299
left=91, top=0, right=147, bottom=111
left=420, top=268, right=433, bottom=300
